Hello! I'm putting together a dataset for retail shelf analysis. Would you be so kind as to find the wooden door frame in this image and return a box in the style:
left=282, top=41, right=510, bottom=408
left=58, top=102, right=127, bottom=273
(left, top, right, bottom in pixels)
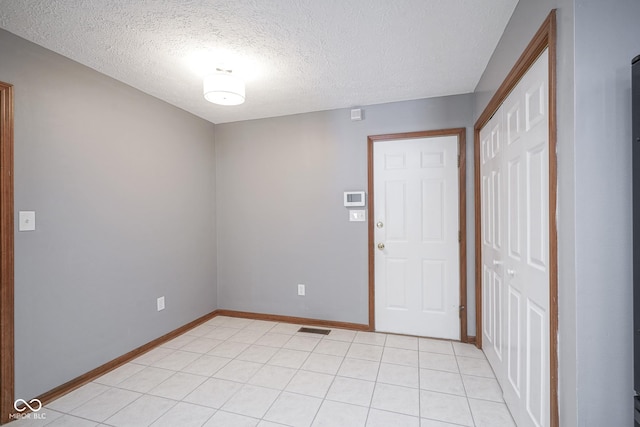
left=0, top=81, right=15, bottom=424
left=473, top=10, right=558, bottom=427
left=367, top=128, right=468, bottom=342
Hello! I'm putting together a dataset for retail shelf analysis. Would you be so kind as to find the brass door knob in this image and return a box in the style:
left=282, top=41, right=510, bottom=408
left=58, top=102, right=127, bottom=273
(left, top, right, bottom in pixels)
left=377, top=243, right=385, bottom=250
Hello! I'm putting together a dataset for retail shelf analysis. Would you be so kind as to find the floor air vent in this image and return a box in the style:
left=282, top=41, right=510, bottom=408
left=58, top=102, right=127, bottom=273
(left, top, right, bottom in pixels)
left=298, top=327, right=331, bottom=335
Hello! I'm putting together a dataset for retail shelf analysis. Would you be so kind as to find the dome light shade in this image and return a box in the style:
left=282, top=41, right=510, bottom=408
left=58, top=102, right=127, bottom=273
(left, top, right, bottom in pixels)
left=203, top=72, right=245, bottom=106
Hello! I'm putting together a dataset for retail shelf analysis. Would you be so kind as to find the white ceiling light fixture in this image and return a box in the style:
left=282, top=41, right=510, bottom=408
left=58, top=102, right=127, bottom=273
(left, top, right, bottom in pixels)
left=203, top=68, right=245, bottom=106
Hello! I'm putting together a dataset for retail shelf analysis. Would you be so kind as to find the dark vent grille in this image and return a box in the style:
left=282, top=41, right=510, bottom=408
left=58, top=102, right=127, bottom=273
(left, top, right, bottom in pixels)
left=298, top=327, right=331, bottom=335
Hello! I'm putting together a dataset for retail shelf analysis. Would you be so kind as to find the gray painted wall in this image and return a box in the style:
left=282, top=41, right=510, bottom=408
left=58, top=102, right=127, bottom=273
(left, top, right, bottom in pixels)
left=475, top=0, right=639, bottom=425
left=474, top=0, right=565, bottom=118
left=573, top=0, right=639, bottom=425
left=215, top=96, right=476, bottom=332
left=0, top=29, right=218, bottom=399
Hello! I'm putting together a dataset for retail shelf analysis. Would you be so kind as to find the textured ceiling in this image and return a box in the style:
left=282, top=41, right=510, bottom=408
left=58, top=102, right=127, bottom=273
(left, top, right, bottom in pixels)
left=0, top=0, right=518, bottom=124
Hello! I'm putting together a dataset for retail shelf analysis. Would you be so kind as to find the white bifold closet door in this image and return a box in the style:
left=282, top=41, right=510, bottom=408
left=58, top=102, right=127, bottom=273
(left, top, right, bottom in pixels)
left=480, top=49, right=550, bottom=427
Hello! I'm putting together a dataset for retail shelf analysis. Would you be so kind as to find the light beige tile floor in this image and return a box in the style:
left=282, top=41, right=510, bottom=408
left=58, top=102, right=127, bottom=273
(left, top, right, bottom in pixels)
left=12, top=316, right=516, bottom=427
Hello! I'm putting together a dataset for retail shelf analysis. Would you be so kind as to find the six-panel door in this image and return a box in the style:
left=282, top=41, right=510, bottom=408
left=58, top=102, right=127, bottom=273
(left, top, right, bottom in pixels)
left=481, top=49, right=550, bottom=427
left=374, top=135, right=461, bottom=339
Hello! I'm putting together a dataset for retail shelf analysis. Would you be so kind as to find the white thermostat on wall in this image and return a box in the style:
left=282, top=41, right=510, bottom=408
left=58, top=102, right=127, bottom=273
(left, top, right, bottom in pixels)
left=344, top=191, right=366, bottom=207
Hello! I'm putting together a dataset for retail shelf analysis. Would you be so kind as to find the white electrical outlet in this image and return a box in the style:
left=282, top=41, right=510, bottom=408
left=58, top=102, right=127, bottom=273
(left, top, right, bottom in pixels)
left=297, top=284, right=306, bottom=296
left=349, top=210, right=366, bottom=222
left=157, top=296, right=165, bottom=311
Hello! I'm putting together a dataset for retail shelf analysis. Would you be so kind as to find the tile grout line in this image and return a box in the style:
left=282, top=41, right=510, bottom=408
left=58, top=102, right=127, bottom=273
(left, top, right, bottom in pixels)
left=257, top=323, right=316, bottom=426
left=224, top=318, right=326, bottom=425
left=220, top=320, right=284, bottom=424
left=364, top=343, right=386, bottom=425
left=454, top=347, right=478, bottom=427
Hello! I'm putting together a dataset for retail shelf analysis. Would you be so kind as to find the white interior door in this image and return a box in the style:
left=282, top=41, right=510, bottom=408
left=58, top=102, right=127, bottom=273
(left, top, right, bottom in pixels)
left=480, top=110, right=505, bottom=384
left=481, top=49, right=550, bottom=427
left=374, top=135, right=460, bottom=339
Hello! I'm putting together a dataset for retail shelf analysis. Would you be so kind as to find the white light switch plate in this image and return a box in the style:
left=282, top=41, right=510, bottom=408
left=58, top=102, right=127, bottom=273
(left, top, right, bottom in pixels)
left=349, top=210, right=366, bottom=222
left=19, top=211, right=36, bottom=231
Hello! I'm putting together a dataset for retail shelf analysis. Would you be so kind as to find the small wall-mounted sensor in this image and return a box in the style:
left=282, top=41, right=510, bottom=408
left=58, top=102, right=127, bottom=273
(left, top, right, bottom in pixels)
left=344, top=191, right=366, bottom=207
left=350, top=108, right=363, bottom=121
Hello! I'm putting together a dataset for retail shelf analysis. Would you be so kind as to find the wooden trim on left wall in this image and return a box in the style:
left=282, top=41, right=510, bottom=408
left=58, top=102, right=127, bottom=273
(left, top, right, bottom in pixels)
left=0, top=82, right=15, bottom=425
left=30, top=310, right=219, bottom=412
left=14, top=309, right=370, bottom=419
